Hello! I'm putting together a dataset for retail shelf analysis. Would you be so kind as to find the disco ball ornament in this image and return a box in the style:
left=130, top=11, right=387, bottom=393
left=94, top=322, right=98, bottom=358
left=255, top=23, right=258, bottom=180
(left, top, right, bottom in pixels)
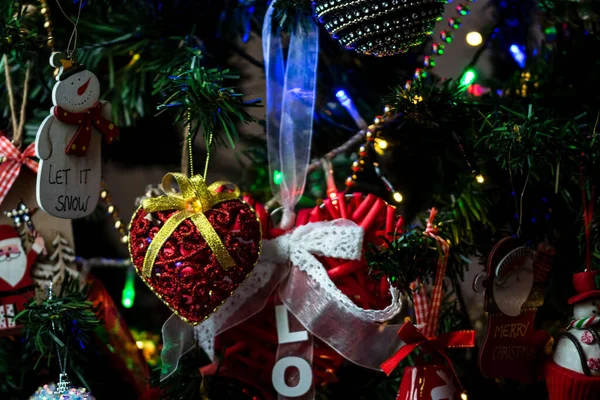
left=314, top=0, right=446, bottom=57
left=29, top=383, right=95, bottom=400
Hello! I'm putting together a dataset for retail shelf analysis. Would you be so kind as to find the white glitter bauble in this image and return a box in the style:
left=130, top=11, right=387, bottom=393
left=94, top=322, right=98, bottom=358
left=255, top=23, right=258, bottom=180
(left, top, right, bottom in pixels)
left=29, top=383, right=95, bottom=400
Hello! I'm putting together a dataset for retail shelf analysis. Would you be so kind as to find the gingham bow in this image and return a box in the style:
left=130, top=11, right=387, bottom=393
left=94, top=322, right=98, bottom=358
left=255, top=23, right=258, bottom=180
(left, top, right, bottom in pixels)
left=0, top=135, right=38, bottom=205
left=411, top=208, right=450, bottom=338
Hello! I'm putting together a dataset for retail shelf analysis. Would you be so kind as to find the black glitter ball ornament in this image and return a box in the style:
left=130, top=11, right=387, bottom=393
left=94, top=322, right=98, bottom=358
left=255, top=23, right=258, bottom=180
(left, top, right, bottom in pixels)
left=314, top=0, right=446, bottom=57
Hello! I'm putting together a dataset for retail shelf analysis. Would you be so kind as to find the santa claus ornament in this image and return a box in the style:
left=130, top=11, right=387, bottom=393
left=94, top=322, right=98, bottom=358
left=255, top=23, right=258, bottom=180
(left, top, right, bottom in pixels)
left=546, top=270, right=600, bottom=399
left=128, top=172, right=261, bottom=325
left=0, top=224, right=44, bottom=335
left=35, top=52, right=119, bottom=219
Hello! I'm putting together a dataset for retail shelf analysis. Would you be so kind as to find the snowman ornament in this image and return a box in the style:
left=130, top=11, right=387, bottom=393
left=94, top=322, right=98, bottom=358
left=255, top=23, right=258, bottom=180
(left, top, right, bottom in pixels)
left=35, top=52, right=119, bottom=219
left=546, top=270, right=600, bottom=400
left=554, top=271, right=600, bottom=375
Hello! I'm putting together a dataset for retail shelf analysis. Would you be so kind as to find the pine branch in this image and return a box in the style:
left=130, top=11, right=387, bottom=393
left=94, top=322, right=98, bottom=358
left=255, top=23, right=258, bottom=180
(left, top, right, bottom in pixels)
left=155, top=47, right=261, bottom=149
left=271, top=0, right=314, bottom=33
left=386, top=77, right=471, bottom=129
left=13, top=275, right=100, bottom=367
left=366, top=228, right=439, bottom=292
left=367, top=181, right=494, bottom=290
left=0, top=2, right=43, bottom=62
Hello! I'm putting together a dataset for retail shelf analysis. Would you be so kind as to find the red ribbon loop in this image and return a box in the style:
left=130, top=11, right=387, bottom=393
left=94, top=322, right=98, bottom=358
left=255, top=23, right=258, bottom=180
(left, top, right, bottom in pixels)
left=54, top=102, right=120, bottom=157
left=0, top=135, right=38, bottom=205
left=381, top=321, right=475, bottom=376
left=425, top=207, right=439, bottom=235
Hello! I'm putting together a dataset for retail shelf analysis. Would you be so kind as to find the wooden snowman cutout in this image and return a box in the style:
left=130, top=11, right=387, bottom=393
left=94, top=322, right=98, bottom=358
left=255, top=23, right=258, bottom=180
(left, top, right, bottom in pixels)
left=546, top=270, right=600, bottom=399
left=35, top=52, right=119, bottom=219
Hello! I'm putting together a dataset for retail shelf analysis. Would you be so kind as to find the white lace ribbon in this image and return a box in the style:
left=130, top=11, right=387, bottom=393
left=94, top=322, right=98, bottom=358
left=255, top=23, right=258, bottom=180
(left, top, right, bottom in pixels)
left=160, top=220, right=405, bottom=380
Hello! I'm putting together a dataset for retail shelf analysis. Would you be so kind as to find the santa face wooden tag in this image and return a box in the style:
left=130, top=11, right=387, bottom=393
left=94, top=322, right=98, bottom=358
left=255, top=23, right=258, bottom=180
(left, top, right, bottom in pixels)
left=35, top=52, right=119, bottom=219
left=0, top=224, right=44, bottom=335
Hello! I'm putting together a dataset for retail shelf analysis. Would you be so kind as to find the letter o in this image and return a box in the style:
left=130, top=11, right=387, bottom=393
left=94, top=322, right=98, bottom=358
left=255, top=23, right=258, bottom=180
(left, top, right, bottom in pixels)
left=272, top=356, right=312, bottom=397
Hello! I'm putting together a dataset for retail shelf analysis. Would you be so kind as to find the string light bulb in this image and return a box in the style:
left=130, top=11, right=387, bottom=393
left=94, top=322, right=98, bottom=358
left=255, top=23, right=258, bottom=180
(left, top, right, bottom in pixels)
left=374, top=138, right=388, bottom=155
left=393, top=192, right=404, bottom=203
left=466, top=31, right=482, bottom=46
left=461, top=393, right=468, bottom=400
left=273, top=170, right=283, bottom=185
left=375, top=138, right=388, bottom=149
left=122, top=265, right=136, bottom=309
left=476, top=174, right=485, bottom=183
left=100, top=181, right=128, bottom=245
left=461, top=69, right=477, bottom=86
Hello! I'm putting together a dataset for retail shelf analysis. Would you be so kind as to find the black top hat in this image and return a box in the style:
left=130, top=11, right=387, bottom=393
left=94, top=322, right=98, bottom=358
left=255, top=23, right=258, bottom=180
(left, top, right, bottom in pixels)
left=50, top=52, right=85, bottom=81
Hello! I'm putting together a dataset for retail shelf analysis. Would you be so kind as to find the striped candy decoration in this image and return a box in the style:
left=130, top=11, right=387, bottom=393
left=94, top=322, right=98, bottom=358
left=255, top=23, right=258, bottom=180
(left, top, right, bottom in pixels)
left=569, top=316, right=600, bottom=330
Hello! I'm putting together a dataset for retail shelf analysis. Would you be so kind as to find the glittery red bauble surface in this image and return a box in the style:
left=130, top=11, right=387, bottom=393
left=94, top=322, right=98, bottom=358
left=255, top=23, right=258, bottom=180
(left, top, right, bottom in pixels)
left=129, top=200, right=261, bottom=324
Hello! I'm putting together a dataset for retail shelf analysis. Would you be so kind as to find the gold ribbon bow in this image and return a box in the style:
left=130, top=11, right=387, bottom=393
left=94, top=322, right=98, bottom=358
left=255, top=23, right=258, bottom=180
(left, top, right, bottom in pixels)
left=141, top=172, right=240, bottom=277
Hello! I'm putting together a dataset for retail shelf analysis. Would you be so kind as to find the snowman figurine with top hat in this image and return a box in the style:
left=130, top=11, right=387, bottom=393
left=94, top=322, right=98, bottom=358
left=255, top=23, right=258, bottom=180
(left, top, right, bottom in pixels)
left=546, top=270, right=600, bottom=399
left=35, top=52, right=119, bottom=220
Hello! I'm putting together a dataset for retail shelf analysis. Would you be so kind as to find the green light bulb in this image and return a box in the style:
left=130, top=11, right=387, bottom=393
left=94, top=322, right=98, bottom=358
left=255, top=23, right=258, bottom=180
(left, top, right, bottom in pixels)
left=461, top=69, right=477, bottom=86
left=122, top=266, right=136, bottom=309
left=273, top=170, right=283, bottom=185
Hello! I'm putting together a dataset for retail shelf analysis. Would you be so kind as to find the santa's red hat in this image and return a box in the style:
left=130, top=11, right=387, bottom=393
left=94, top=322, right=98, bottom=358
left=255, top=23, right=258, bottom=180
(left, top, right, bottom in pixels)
left=0, top=225, right=19, bottom=242
left=568, top=270, right=600, bottom=304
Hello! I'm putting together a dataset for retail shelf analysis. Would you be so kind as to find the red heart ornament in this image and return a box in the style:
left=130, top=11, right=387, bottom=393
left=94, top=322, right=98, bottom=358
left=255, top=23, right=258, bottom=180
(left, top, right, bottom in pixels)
left=129, top=199, right=262, bottom=324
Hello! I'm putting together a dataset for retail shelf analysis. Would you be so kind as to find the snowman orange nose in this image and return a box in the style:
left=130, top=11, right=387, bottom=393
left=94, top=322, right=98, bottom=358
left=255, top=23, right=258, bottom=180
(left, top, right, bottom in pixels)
left=77, top=77, right=91, bottom=96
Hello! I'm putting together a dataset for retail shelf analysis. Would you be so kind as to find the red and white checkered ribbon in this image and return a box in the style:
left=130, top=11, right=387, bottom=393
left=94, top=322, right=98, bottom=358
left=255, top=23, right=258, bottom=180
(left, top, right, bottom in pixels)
left=411, top=279, right=429, bottom=329
left=0, top=135, right=38, bottom=206
left=411, top=208, right=450, bottom=338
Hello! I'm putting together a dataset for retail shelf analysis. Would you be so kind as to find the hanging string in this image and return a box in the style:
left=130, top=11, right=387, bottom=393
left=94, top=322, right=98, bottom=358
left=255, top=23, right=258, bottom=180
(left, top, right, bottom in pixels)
left=55, top=338, right=69, bottom=376
left=203, top=133, right=213, bottom=180
left=581, top=167, right=595, bottom=271
left=14, top=63, right=31, bottom=147
left=182, top=109, right=193, bottom=176
left=517, top=169, right=530, bottom=239
left=54, top=0, right=84, bottom=59
left=182, top=110, right=213, bottom=179
left=3, top=56, right=32, bottom=148
left=3, top=55, right=18, bottom=138
left=48, top=283, right=70, bottom=393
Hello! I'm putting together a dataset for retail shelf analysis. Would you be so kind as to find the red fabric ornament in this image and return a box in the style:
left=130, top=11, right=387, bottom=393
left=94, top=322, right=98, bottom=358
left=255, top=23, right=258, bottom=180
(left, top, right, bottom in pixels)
left=206, top=193, right=398, bottom=396
left=129, top=200, right=261, bottom=324
left=137, top=388, right=161, bottom=400
left=477, top=238, right=555, bottom=382
left=398, top=364, right=463, bottom=400
left=546, top=360, right=600, bottom=400
left=381, top=321, right=475, bottom=400
left=88, top=277, right=149, bottom=395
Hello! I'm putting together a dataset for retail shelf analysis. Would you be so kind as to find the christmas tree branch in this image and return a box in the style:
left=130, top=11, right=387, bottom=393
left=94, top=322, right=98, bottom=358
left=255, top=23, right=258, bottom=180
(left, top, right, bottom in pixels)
left=13, top=275, right=100, bottom=368
left=154, top=46, right=261, bottom=149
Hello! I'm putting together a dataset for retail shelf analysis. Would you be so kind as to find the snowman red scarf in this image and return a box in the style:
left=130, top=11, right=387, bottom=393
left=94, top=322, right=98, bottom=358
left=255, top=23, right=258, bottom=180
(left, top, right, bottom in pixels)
left=53, top=101, right=120, bottom=157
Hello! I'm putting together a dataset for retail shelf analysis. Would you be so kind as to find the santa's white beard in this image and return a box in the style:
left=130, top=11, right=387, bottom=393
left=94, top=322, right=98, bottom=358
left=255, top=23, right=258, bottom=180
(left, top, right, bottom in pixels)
left=0, top=250, right=27, bottom=287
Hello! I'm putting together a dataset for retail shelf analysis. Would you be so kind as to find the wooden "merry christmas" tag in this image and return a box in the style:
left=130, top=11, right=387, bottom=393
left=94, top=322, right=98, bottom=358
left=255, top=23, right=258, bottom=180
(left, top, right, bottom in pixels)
left=475, top=238, right=555, bottom=382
